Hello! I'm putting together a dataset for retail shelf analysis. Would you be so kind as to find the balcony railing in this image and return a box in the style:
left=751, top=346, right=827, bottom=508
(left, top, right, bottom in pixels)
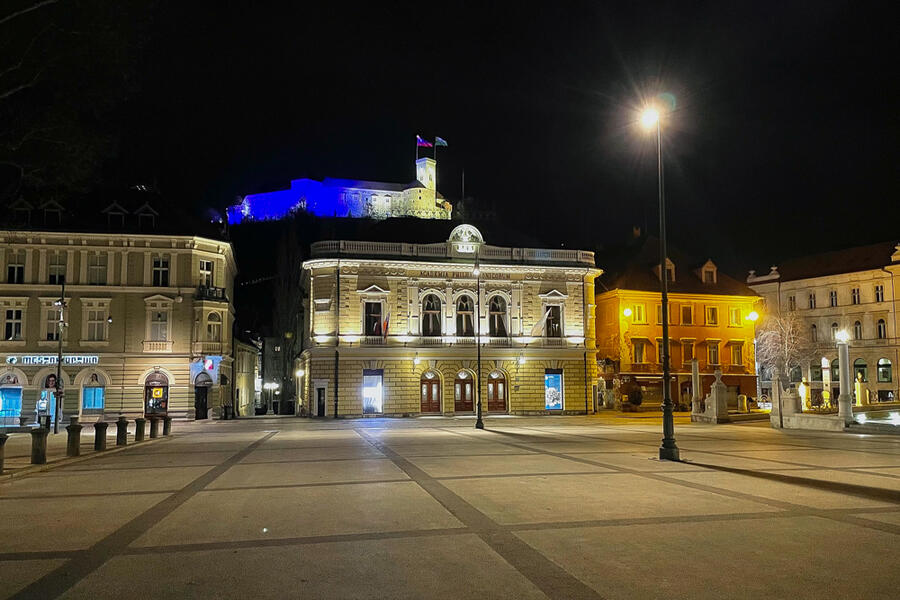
left=325, top=334, right=581, bottom=349
left=143, top=340, right=174, bottom=353
left=310, top=240, right=595, bottom=266
left=361, top=336, right=385, bottom=346
left=196, top=286, right=228, bottom=302
left=192, top=341, right=224, bottom=355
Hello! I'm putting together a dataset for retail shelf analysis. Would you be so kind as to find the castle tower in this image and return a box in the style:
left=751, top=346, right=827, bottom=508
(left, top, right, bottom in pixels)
left=415, top=157, right=436, bottom=191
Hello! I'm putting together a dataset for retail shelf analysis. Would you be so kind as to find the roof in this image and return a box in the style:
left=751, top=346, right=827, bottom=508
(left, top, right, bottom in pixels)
left=597, top=235, right=757, bottom=297
left=755, top=241, right=899, bottom=282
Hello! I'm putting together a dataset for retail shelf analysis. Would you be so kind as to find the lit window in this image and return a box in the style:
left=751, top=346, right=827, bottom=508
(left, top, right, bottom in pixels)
left=5, top=309, right=23, bottom=341
left=878, top=358, right=892, bottom=383
left=632, top=340, right=645, bottom=363
left=456, top=296, right=475, bottom=336
left=362, top=369, right=383, bottom=414
left=364, top=301, right=382, bottom=336
left=48, top=253, right=66, bottom=285
left=729, top=307, right=741, bottom=326
left=707, top=343, right=719, bottom=365
left=88, top=253, right=107, bottom=285
left=82, top=385, right=105, bottom=412
left=631, top=304, right=645, bottom=324
left=150, top=311, right=168, bottom=341
left=152, top=256, right=170, bottom=287
left=875, top=285, right=884, bottom=303
left=731, top=343, right=743, bottom=365
left=422, top=294, right=442, bottom=336
left=544, top=369, right=563, bottom=410
left=705, top=306, right=718, bottom=325
left=206, top=313, right=222, bottom=341
left=200, top=260, right=214, bottom=287
left=682, top=341, right=694, bottom=362
left=545, top=305, right=562, bottom=337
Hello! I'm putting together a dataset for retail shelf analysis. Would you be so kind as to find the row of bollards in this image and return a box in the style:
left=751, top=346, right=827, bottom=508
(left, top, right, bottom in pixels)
left=20, top=415, right=173, bottom=467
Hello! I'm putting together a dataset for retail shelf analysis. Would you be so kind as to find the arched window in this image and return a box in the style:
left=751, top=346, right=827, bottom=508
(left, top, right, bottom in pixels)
left=82, top=372, right=105, bottom=415
left=831, top=359, right=840, bottom=382
left=853, top=321, right=862, bottom=340
left=489, top=296, right=507, bottom=337
left=206, top=313, right=222, bottom=341
left=144, top=371, right=169, bottom=415
left=831, top=323, right=839, bottom=340
left=877, top=319, right=886, bottom=339
left=877, top=358, right=892, bottom=383
left=422, top=294, right=442, bottom=336
left=789, top=366, right=802, bottom=383
left=853, top=358, right=867, bottom=382
left=811, top=324, right=817, bottom=343
left=456, top=295, right=475, bottom=336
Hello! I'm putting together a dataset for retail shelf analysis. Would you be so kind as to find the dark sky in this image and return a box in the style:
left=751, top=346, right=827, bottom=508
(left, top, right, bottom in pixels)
left=117, top=1, right=898, bottom=275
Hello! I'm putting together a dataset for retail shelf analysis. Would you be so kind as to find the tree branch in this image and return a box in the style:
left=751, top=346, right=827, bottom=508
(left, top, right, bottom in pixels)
left=0, top=0, right=59, bottom=28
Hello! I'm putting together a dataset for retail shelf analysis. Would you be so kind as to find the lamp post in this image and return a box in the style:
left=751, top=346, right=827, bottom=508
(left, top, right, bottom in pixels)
left=641, top=107, right=679, bottom=461
left=835, top=329, right=852, bottom=423
left=52, top=279, right=67, bottom=434
left=474, top=255, right=484, bottom=429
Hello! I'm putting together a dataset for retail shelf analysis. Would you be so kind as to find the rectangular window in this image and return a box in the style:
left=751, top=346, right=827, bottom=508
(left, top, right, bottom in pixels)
left=545, top=305, right=562, bottom=337
left=6, top=251, right=25, bottom=284
left=200, top=260, right=214, bottom=287
left=150, top=310, right=168, bottom=341
left=5, top=309, right=23, bottom=340
left=683, top=341, right=694, bottom=362
left=631, top=304, right=645, bottom=324
left=708, top=343, right=719, bottom=365
left=787, top=296, right=796, bottom=311
left=830, top=290, right=837, bottom=307
left=544, top=369, right=563, bottom=410
left=362, top=369, right=383, bottom=414
left=703, top=270, right=714, bottom=283
left=808, top=293, right=816, bottom=309
left=0, top=387, right=23, bottom=418
left=729, top=307, right=741, bottom=326
left=45, top=307, right=61, bottom=341
left=851, top=288, right=860, bottom=305
left=656, top=340, right=666, bottom=363
left=364, top=301, right=382, bottom=336
left=88, top=253, right=107, bottom=285
left=152, top=256, right=169, bottom=287
left=632, top=340, right=645, bottom=363
left=87, top=309, right=107, bottom=341
left=82, top=387, right=105, bottom=411
left=875, top=285, right=884, bottom=303
left=49, top=253, right=66, bottom=285
left=705, top=306, right=718, bottom=325
left=681, top=305, right=693, bottom=325
left=731, top=343, right=743, bottom=365
left=206, top=314, right=222, bottom=341
left=656, top=304, right=662, bottom=325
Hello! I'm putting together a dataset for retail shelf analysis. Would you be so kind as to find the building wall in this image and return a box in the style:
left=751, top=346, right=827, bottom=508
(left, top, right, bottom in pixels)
left=233, top=339, right=260, bottom=416
left=0, top=231, right=236, bottom=422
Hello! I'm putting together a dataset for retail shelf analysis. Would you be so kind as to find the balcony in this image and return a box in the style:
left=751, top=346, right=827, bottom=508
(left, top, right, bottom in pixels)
left=196, top=286, right=228, bottom=302
left=193, top=341, right=224, bottom=355
left=143, top=340, right=174, bottom=353
left=361, top=336, right=385, bottom=346
left=541, top=337, right=566, bottom=348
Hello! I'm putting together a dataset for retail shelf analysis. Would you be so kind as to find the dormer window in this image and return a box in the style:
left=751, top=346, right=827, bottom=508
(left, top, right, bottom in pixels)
left=699, top=259, right=718, bottom=284
left=139, top=213, right=155, bottom=230
left=44, top=208, right=61, bottom=226
left=655, top=258, right=675, bottom=283
left=13, top=206, right=31, bottom=225
left=108, top=212, right=125, bottom=228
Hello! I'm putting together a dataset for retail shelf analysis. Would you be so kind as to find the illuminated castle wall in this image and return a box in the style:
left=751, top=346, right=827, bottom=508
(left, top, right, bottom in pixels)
left=227, top=157, right=452, bottom=224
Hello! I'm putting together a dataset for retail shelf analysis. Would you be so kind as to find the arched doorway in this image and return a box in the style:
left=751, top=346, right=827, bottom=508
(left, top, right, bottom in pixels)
left=194, top=371, right=213, bottom=420
left=487, top=370, right=507, bottom=412
left=0, top=371, right=24, bottom=426
left=144, top=371, right=169, bottom=416
left=420, top=370, right=441, bottom=413
left=454, top=370, right=474, bottom=412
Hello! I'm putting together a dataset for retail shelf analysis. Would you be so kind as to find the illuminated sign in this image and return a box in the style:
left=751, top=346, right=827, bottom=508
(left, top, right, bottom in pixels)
left=5, top=355, right=99, bottom=366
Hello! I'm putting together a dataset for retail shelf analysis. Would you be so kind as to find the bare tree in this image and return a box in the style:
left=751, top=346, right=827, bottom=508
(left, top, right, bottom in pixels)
left=755, top=310, right=816, bottom=381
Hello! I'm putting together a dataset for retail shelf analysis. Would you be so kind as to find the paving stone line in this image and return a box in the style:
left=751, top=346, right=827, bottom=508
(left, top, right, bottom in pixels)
left=356, top=428, right=607, bottom=600
left=8, top=431, right=279, bottom=600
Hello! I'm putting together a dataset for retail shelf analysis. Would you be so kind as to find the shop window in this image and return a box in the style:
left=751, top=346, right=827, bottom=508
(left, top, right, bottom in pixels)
left=544, top=369, right=563, bottom=410
left=82, top=386, right=105, bottom=412
left=877, top=358, right=892, bottom=383
left=362, top=369, right=383, bottom=414
left=144, top=371, right=169, bottom=415
left=0, top=386, right=23, bottom=419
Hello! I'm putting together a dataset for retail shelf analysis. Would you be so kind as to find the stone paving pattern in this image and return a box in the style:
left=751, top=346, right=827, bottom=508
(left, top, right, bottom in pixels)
left=1, top=415, right=899, bottom=599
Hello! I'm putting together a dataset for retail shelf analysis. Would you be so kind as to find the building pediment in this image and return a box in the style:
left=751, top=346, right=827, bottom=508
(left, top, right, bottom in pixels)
left=143, top=294, right=174, bottom=304
left=538, top=289, right=568, bottom=300
left=357, top=284, right=390, bottom=295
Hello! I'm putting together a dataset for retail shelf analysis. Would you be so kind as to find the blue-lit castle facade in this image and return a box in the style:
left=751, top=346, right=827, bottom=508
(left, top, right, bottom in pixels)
left=227, top=158, right=452, bottom=224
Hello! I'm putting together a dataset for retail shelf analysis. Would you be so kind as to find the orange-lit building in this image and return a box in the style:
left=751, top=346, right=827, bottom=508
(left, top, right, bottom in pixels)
left=595, top=237, right=760, bottom=408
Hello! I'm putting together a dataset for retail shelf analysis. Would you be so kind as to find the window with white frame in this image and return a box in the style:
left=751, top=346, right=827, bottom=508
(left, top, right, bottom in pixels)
left=152, top=256, right=170, bottom=287
left=422, top=294, right=442, bottom=336
left=707, top=342, right=719, bottom=365
left=656, top=304, right=674, bottom=325
left=729, top=307, right=741, bottom=326
left=631, top=303, right=646, bottom=324
left=5, top=308, right=23, bottom=340
left=851, top=288, right=860, bottom=305
left=48, top=252, right=66, bottom=285
left=632, top=339, right=645, bottom=363
left=151, top=310, right=168, bottom=340
left=45, top=305, right=61, bottom=341
left=875, top=285, right=884, bottom=303
left=200, top=260, right=214, bottom=287
left=86, top=310, right=107, bottom=341
left=830, top=290, right=838, bottom=307
left=6, top=250, right=24, bottom=284
left=88, top=253, right=107, bottom=285
left=206, top=312, right=222, bottom=341
left=731, top=343, right=743, bottom=365
left=705, top=306, right=718, bottom=325
left=488, top=296, right=507, bottom=337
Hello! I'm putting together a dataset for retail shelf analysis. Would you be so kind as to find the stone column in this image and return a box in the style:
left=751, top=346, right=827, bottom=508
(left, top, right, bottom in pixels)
left=690, top=358, right=701, bottom=414
left=837, top=341, right=852, bottom=424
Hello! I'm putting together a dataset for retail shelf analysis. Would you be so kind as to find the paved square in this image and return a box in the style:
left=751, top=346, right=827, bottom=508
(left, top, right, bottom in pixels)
left=1, top=415, right=899, bottom=599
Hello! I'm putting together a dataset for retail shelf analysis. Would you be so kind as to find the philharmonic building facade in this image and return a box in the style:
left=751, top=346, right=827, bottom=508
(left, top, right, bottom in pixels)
left=0, top=212, right=236, bottom=425
left=297, top=225, right=601, bottom=417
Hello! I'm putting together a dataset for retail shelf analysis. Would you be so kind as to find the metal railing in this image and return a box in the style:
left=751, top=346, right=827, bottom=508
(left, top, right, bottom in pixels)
left=310, top=240, right=595, bottom=266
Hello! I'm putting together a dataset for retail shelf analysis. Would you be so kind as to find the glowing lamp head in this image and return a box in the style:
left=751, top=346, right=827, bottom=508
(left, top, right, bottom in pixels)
left=640, top=108, right=659, bottom=129
left=473, top=266, right=480, bottom=277
left=413, top=354, right=421, bottom=366
left=623, top=307, right=633, bottom=318
left=835, top=330, right=851, bottom=343
left=295, top=369, right=305, bottom=378
left=746, top=311, right=759, bottom=322
left=517, top=354, right=526, bottom=365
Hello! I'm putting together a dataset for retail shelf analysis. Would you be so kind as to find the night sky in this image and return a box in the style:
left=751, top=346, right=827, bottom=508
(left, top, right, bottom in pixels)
left=111, top=2, right=898, bottom=272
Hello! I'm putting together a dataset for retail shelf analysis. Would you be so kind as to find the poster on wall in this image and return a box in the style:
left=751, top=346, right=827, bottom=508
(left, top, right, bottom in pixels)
left=190, top=355, right=223, bottom=384
left=544, top=371, right=563, bottom=410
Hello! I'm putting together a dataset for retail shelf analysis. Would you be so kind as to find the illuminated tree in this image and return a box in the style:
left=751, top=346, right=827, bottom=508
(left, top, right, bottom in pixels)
left=755, top=310, right=816, bottom=382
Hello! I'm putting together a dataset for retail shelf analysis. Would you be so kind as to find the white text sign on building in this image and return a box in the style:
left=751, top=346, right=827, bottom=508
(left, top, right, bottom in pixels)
left=5, top=355, right=100, bottom=366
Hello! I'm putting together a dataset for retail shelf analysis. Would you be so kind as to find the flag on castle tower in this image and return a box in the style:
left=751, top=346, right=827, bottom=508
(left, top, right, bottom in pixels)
left=416, top=135, right=433, bottom=148
left=434, top=137, right=448, bottom=147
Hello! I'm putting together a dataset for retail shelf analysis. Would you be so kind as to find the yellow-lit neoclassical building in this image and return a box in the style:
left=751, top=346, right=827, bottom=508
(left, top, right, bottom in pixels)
left=297, top=224, right=601, bottom=417
left=595, top=237, right=759, bottom=407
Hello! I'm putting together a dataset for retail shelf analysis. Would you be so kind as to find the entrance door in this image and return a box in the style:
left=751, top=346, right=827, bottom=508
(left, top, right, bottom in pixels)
left=194, top=386, right=208, bottom=420
left=316, top=387, right=326, bottom=417
left=420, top=376, right=441, bottom=413
left=487, top=372, right=507, bottom=412
left=454, top=374, right=474, bottom=412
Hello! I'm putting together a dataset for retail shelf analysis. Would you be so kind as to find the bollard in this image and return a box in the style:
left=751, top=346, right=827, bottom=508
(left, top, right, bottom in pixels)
left=149, top=416, right=160, bottom=439
left=30, top=427, right=49, bottom=464
left=134, top=417, right=146, bottom=442
left=162, top=416, right=172, bottom=436
left=116, top=416, right=128, bottom=446
left=66, top=416, right=82, bottom=457
left=0, top=433, right=8, bottom=474
left=93, top=421, right=109, bottom=451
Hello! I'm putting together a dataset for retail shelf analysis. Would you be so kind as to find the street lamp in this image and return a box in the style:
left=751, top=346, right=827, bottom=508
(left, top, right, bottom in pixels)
left=641, top=105, right=679, bottom=461
left=474, top=254, right=484, bottom=430
left=835, top=329, right=853, bottom=423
